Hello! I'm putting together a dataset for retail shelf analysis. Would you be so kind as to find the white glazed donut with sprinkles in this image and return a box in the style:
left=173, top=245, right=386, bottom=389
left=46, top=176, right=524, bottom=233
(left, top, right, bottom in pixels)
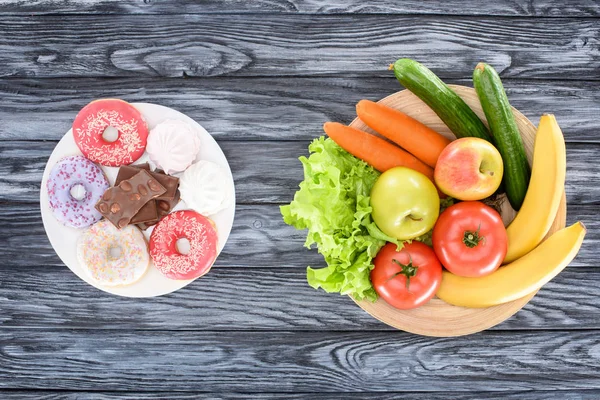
left=77, top=219, right=149, bottom=286
left=72, top=99, right=149, bottom=167
left=149, top=210, right=218, bottom=280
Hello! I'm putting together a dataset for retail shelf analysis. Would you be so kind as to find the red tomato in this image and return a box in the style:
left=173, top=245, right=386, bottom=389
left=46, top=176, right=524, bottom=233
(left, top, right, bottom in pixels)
left=371, top=242, right=442, bottom=310
left=432, top=201, right=507, bottom=277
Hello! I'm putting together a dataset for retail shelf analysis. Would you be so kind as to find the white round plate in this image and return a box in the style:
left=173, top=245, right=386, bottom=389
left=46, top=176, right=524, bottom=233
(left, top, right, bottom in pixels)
left=40, top=103, right=236, bottom=297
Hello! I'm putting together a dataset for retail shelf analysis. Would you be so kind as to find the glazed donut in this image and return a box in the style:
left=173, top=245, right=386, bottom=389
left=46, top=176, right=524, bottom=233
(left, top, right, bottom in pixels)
left=149, top=210, right=218, bottom=280
left=47, top=155, right=109, bottom=229
left=72, top=99, right=149, bottom=166
left=77, top=219, right=149, bottom=286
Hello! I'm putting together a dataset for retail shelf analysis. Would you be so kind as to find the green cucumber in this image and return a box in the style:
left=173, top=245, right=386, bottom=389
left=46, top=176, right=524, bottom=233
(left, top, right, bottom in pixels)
left=391, top=58, right=492, bottom=142
left=473, top=62, right=530, bottom=211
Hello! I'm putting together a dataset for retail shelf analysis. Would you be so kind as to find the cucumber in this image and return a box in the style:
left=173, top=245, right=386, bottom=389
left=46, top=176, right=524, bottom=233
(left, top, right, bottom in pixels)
left=391, top=58, right=492, bottom=142
left=473, top=62, right=530, bottom=211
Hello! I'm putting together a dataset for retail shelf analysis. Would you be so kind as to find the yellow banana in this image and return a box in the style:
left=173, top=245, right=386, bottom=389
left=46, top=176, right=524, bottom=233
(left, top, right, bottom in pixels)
left=436, top=221, right=586, bottom=308
left=504, top=114, right=566, bottom=263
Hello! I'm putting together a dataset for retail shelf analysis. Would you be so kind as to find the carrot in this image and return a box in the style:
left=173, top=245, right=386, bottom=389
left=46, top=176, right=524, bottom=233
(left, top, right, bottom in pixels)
left=323, top=122, right=434, bottom=180
left=356, top=99, right=451, bottom=168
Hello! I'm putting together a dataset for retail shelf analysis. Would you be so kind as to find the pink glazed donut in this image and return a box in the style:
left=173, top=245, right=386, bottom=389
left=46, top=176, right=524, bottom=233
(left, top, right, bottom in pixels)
left=72, top=99, right=148, bottom=166
left=46, top=155, right=109, bottom=228
left=149, top=210, right=218, bottom=280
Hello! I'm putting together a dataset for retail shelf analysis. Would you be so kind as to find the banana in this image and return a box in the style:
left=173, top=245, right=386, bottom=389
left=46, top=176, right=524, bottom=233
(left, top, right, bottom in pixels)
left=436, top=221, right=586, bottom=308
left=503, top=114, right=566, bottom=263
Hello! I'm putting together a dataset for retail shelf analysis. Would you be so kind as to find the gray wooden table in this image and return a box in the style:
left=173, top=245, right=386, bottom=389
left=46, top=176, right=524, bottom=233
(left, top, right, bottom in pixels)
left=1, top=1, right=599, bottom=398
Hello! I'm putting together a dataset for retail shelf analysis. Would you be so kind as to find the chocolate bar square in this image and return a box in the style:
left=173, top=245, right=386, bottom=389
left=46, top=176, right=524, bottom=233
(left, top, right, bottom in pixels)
left=117, top=164, right=178, bottom=200
left=115, top=164, right=158, bottom=224
left=96, top=170, right=166, bottom=229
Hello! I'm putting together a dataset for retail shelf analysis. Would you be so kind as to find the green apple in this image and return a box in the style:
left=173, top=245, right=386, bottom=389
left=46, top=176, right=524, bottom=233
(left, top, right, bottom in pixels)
left=370, top=167, right=440, bottom=240
left=434, top=137, right=504, bottom=200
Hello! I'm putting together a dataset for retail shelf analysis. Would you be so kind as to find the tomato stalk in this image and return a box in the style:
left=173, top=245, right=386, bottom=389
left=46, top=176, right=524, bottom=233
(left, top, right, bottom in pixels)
left=391, top=257, right=419, bottom=288
left=463, top=224, right=485, bottom=248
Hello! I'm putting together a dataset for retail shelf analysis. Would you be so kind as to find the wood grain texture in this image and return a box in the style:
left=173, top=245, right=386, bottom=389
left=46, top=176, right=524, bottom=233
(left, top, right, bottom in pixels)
left=2, top=0, right=599, bottom=16
left=2, top=390, right=600, bottom=399
left=1, top=16, right=598, bottom=79
left=0, top=203, right=320, bottom=268
left=1, top=78, right=598, bottom=142
left=1, top=266, right=600, bottom=331
left=2, top=140, right=598, bottom=205
left=2, top=330, right=600, bottom=392
left=0, top=203, right=596, bottom=269
left=0, top=3, right=598, bottom=397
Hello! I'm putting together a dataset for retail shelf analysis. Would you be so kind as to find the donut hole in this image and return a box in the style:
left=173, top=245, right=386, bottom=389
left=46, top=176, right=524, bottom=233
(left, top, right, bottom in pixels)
left=108, top=246, right=123, bottom=260
left=69, top=183, right=87, bottom=201
left=102, top=126, right=119, bottom=143
left=176, top=237, right=191, bottom=255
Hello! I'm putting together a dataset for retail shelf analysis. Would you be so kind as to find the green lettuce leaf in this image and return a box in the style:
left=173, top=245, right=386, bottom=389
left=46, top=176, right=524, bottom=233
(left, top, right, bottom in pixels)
left=281, top=137, right=401, bottom=301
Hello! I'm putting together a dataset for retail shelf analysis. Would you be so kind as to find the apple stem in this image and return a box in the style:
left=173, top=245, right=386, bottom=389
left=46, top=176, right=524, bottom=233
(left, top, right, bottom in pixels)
left=391, top=256, right=419, bottom=289
left=463, top=224, right=485, bottom=248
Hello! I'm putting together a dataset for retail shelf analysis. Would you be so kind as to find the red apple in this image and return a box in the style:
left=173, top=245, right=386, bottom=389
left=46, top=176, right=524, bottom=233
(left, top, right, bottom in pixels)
left=434, top=137, right=503, bottom=200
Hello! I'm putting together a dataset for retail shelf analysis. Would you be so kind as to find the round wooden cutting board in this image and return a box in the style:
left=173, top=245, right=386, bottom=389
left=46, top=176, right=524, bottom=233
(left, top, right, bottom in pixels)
left=351, top=85, right=567, bottom=337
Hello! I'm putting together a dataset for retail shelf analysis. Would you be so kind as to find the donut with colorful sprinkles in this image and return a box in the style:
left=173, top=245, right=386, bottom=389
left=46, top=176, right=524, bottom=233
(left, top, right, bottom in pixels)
left=72, top=99, right=148, bottom=166
left=77, top=219, right=149, bottom=286
left=46, top=155, right=109, bottom=229
left=149, top=210, right=218, bottom=280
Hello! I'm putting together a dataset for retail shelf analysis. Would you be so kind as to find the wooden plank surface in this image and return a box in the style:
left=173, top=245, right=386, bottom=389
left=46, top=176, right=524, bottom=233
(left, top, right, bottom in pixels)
left=1, top=78, right=599, bottom=142
left=2, top=330, right=600, bottom=392
left=2, top=0, right=600, bottom=16
left=0, top=203, right=316, bottom=268
left=3, top=141, right=598, bottom=204
left=1, top=203, right=596, bottom=269
left=1, top=266, right=600, bottom=331
left=1, top=16, right=599, bottom=79
left=0, top=1, right=598, bottom=397
left=2, top=390, right=600, bottom=399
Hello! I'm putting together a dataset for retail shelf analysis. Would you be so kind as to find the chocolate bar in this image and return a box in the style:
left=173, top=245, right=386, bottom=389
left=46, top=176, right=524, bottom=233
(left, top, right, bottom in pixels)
left=115, top=163, right=158, bottom=224
left=130, top=202, right=159, bottom=224
left=96, top=170, right=166, bottom=229
left=158, top=189, right=181, bottom=216
left=152, top=172, right=178, bottom=201
left=138, top=189, right=181, bottom=230
left=117, top=164, right=178, bottom=200
left=115, top=164, right=180, bottom=227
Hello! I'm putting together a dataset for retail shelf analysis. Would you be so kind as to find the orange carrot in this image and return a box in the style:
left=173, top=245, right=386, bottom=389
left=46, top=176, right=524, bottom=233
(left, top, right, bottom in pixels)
left=356, top=99, right=451, bottom=168
left=323, top=121, right=434, bottom=181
